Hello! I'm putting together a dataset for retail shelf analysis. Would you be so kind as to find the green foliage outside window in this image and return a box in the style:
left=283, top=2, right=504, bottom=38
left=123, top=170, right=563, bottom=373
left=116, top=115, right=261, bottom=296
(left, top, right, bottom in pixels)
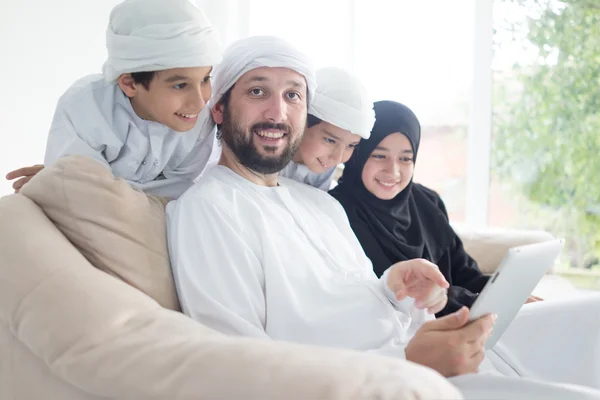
left=493, top=0, right=600, bottom=269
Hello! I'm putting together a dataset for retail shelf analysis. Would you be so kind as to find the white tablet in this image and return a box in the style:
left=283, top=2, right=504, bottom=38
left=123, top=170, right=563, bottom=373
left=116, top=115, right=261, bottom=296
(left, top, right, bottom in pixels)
left=468, top=238, right=565, bottom=349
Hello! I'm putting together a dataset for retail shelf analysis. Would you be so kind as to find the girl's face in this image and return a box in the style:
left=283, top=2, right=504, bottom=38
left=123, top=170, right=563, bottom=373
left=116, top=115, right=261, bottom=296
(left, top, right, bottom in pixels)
left=361, top=132, right=415, bottom=200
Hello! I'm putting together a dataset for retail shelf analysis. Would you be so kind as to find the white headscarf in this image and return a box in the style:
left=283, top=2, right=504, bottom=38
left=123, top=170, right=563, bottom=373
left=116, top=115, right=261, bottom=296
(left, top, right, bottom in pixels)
left=308, top=67, right=375, bottom=139
left=102, top=0, right=222, bottom=82
left=208, top=35, right=317, bottom=108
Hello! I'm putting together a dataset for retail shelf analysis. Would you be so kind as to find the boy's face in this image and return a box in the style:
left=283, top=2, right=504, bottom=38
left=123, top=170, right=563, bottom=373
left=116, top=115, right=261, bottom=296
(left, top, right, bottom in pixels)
left=294, top=121, right=361, bottom=173
left=118, top=66, right=213, bottom=132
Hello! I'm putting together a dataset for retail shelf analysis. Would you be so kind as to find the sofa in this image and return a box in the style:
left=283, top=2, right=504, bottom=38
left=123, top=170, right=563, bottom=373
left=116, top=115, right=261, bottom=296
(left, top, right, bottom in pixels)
left=0, top=156, right=566, bottom=399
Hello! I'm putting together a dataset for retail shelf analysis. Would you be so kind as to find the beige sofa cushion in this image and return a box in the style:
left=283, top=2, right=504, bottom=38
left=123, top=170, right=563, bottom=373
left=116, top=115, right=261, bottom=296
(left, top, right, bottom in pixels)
left=0, top=194, right=462, bottom=400
left=20, top=155, right=179, bottom=311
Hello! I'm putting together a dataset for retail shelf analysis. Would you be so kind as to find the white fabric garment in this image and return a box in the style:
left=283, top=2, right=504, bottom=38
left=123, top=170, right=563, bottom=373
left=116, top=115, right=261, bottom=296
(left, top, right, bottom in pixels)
left=168, top=166, right=432, bottom=355
left=450, top=374, right=600, bottom=400
left=309, top=67, right=375, bottom=139
left=491, top=294, right=600, bottom=388
left=208, top=35, right=316, bottom=108
left=44, top=75, right=215, bottom=198
left=449, top=294, right=600, bottom=399
left=102, top=0, right=222, bottom=82
left=279, top=160, right=336, bottom=191
left=169, top=165, right=600, bottom=399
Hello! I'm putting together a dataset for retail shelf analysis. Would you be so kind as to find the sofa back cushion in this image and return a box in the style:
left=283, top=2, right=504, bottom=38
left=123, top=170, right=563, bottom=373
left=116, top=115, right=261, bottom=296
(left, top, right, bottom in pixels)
left=20, top=155, right=180, bottom=310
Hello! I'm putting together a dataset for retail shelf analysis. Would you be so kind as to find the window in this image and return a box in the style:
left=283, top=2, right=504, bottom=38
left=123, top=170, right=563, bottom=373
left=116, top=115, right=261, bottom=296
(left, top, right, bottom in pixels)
left=491, top=0, right=600, bottom=280
left=352, top=0, right=475, bottom=222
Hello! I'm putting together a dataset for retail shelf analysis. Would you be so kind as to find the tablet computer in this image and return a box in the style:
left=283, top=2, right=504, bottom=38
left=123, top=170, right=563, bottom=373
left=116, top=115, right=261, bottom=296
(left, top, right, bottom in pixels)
left=468, top=238, right=565, bottom=349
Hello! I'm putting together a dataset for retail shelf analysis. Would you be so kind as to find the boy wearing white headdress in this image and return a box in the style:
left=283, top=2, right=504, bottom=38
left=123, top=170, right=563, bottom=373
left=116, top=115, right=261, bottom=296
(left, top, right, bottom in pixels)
left=279, top=66, right=375, bottom=190
left=7, top=0, right=222, bottom=199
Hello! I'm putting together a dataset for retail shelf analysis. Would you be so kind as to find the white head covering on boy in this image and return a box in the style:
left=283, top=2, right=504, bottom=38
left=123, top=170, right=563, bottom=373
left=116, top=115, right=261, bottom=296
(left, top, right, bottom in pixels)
left=102, top=0, right=222, bottom=82
left=308, top=67, right=375, bottom=139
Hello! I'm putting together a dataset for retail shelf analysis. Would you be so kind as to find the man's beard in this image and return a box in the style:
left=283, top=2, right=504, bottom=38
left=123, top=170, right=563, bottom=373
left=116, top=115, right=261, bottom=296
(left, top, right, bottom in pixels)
left=219, top=105, right=302, bottom=175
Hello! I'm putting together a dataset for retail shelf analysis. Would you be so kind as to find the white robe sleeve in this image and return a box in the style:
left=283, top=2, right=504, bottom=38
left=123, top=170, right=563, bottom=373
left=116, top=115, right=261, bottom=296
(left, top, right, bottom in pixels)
left=379, top=267, right=399, bottom=304
left=130, top=178, right=194, bottom=199
left=44, top=100, right=197, bottom=200
left=328, top=195, right=423, bottom=317
left=167, top=193, right=270, bottom=339
left=162, top=110, right=216, bottom=182
left=44, top=106, right=111, bottom=169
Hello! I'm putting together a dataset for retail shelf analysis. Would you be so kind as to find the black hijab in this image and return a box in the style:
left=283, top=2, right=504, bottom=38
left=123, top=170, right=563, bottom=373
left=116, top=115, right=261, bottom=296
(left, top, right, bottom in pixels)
left=329, top=100, right=456, bottom=277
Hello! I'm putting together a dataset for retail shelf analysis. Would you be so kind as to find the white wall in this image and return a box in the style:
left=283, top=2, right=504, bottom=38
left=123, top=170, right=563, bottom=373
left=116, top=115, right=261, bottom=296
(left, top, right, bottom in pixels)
left=0, top=0, right=121, bottom=196
left=196, top=0, right=251, bottom=47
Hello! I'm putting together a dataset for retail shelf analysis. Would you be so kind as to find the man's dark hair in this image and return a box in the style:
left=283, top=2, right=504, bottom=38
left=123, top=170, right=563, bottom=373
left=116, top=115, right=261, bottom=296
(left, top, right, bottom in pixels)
left=131, top=71, right=156, bottom=90
left=307, top=114, right=322, bottom=129
left=215, top=86, right=234, bottom=140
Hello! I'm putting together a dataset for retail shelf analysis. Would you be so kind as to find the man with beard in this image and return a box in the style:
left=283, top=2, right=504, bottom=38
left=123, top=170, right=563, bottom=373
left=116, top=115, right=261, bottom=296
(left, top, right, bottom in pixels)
left=168, top=35, right=450, bottom=348
left=167, top=36, right=600, bottom=400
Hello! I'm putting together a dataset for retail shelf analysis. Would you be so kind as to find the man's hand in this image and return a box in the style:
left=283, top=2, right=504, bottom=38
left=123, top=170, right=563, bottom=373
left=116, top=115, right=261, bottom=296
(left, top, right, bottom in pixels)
left=526, top=295, right=544, bottom=304
left=6, top=164, right=44, bottom=193
left=387, top=258, right=449, bottom=314
left=405, top=307, right=496, bottom=377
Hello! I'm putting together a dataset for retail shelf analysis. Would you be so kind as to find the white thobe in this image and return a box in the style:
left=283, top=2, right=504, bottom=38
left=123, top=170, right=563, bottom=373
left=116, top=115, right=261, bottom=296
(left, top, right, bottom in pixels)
left=168, top=166, right=431, bottom=356
left=44, top=74, right=215, bottom=199
left=168, top=165, right=600, bottom=399
left=279, top=160, right=336, bottom=191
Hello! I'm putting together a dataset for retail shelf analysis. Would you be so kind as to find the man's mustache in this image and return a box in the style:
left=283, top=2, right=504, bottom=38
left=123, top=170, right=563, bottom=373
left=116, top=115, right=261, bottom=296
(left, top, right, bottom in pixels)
left=251, top=122, right=292, bottom=135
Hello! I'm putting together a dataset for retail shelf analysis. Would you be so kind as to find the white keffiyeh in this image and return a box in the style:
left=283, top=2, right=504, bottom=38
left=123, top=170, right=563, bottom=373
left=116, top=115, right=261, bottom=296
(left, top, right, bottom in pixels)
left=208, top=35, right=316, bottom=108
left=102, top=0, right=222, bottom=82
left=309, top=67, right=375, bottom=139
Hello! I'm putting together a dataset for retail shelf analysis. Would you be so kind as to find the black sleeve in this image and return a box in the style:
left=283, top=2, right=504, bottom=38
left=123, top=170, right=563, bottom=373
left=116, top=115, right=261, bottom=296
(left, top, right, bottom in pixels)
left=350, top=221, right=395, bottom=278
left=450, top=235, right=491, bottom=293
left=432, top=193, right=491, bottom=317
left=435, top=236, right=491, bottom=317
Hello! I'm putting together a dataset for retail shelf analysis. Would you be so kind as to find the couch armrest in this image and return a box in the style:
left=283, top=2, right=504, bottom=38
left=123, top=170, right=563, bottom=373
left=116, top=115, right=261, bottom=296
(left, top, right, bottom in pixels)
left=452, top=224, right=555, bottom=275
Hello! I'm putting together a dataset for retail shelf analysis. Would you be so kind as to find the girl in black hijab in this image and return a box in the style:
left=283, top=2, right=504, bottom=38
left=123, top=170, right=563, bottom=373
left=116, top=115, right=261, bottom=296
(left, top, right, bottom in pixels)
left=329, top=100, right=490, bottom=317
